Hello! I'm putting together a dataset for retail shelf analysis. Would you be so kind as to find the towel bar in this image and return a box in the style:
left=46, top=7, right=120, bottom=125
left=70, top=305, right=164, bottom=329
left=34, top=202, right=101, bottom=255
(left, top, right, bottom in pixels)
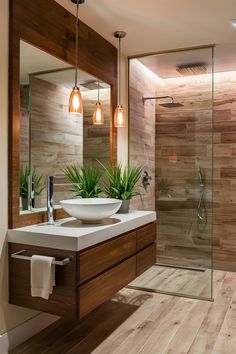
left=11, top=250, right=72, bottom=266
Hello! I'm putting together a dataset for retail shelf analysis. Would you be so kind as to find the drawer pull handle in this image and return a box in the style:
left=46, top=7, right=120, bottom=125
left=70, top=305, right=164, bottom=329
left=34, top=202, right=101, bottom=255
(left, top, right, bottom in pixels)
left=11, top=250, right=72, bottom=266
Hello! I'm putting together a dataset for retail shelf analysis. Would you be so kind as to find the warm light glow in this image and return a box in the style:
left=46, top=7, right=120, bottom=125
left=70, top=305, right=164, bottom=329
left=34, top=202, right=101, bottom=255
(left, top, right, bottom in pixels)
left=93, top=102, right=104, bottom=125
left=114, top=105, right=126, bottom=128
left=69, top=87, right=83, bottom=113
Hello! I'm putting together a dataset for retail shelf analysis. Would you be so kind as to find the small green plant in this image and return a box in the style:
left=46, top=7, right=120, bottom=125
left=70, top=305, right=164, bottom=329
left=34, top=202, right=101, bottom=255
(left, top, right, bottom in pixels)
left=98, top=161, right=143, bottom=200
left=20, top=165, right=45, bottom=197
left=63, top=164, right=103, bottom=198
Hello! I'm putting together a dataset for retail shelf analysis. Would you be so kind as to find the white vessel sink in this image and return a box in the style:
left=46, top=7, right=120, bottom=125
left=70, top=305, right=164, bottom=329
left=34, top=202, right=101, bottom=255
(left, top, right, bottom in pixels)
left=60, top=198, right=122, bottom=223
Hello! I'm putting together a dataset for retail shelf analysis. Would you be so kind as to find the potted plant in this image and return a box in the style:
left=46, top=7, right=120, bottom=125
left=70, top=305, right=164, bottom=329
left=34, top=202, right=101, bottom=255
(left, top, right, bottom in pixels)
left=98, top=161, right=143, bottom=213
left=20, top=165, right=45, bottom=210
left=63, top=164, right=103, bottom=198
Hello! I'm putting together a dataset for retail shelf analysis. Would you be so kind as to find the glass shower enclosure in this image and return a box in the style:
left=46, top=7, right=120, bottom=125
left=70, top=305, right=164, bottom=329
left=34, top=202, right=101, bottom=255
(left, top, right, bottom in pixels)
left=128, top=46, right=214, bottom=300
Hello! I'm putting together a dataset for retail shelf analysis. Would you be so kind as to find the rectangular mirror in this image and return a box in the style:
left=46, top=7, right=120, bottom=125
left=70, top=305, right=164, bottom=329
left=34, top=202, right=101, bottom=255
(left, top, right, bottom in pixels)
left=19, top=40, right=111, bottom=214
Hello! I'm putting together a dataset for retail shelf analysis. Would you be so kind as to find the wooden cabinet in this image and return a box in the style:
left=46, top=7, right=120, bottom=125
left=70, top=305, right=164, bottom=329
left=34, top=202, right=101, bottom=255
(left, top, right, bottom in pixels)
left=78, top=231, right=136, bottom=284
left=9, top=222, right=156, bottom=319
left=137, top=244, right=156, bottom=276
left=137, top=223, right=156, bottom=251
left=79, top=257, right=136, bottom=318
left=9, top=243, right=77, bottom=317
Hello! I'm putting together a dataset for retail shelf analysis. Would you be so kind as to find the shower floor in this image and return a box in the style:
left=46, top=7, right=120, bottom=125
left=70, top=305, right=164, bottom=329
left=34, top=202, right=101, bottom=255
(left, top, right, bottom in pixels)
left=128, top=264, right=212, bottom=299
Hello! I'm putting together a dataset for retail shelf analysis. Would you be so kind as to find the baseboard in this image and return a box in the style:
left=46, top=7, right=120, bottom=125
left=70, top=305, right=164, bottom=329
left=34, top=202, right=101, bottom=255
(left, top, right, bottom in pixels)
left=0, top=313, right=59, bottom=353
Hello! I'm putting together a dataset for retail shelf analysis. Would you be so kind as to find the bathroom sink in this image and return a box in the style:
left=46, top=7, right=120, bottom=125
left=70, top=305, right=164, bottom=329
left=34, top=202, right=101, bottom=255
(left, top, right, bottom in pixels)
left=60, top=198, right=122, bottom=223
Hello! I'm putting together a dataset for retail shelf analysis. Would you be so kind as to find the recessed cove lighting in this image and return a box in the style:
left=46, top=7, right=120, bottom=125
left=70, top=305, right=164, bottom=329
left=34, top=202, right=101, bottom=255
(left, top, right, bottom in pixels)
left=230, top=19, right=236, bottom=28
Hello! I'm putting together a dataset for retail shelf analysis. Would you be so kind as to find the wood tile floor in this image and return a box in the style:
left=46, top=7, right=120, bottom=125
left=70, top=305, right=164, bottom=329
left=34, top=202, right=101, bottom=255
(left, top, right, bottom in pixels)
left=11, top=270, right=236, bottom=354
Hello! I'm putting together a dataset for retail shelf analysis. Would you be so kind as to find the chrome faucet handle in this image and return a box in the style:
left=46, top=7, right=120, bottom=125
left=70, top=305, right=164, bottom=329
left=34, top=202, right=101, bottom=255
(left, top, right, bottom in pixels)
left=47, top=176, right=54, bottom=225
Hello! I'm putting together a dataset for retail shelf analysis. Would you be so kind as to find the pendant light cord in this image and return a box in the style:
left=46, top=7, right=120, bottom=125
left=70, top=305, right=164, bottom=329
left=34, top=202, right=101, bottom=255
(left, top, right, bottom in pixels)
left=75, top=0, right=79, bottom=88
left=98, top=81, right=100, bottom=103
left=118, top=37, right=121, bottom=105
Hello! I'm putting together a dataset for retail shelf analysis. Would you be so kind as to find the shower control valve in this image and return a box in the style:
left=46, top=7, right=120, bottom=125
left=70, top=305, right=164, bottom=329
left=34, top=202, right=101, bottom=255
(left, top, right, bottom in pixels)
left=142, top=170, right=152, bottom=191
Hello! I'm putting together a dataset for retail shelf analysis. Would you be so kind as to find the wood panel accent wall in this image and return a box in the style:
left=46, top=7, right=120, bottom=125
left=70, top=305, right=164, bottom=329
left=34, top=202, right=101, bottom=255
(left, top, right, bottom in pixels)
left=9, top=0, right=117, bottom=228
left=129, top=59, right=159, bottom=211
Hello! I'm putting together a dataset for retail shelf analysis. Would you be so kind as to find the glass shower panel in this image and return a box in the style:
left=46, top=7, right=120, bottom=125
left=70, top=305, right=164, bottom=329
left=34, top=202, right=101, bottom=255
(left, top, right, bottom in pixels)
left=129, top=46, right=214, bottom=300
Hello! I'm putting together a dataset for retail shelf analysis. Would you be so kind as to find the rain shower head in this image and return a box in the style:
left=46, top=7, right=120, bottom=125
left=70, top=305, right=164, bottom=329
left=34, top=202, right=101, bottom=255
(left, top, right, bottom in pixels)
left=159, top=102, right=184, bottom=108
left=142, top=95, right=183, bottom=108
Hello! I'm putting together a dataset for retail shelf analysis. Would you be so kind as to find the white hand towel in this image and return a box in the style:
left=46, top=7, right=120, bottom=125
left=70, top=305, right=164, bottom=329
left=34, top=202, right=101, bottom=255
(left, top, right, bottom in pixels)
left=31, top=255, right=56, bottom=300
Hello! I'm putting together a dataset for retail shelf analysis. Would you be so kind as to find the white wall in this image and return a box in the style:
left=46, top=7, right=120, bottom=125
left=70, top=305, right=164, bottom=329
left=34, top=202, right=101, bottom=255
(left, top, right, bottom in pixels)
left=0, top=0, right=38, bottom=336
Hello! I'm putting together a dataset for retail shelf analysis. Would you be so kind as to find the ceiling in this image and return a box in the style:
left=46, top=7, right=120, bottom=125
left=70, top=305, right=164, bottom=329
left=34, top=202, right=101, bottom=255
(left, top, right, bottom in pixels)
left=138, top=45, right=236, bottom=78
left=20, top=41, right=109, bottom=89
left=55, top=0, right=236, bottom=57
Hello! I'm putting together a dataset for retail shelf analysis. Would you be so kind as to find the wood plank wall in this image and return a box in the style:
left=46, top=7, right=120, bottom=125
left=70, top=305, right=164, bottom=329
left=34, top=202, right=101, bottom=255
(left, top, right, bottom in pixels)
left=155, top=73, right=213, bottom=269
left=20, top=79, right=111, bottom=208
left=83, top=88, right=111, bottom=166
left=30, top=77, right=82, bottom=206
left=129, top=59, right=159, bottom=211
left=20, top=85, right=30, bottom=166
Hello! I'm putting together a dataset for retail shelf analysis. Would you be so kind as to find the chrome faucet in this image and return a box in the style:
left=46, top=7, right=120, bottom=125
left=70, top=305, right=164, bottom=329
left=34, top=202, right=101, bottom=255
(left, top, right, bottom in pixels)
left=27, top=175, right=35, bottom=211
left=47, top=176, right=54, bottom=225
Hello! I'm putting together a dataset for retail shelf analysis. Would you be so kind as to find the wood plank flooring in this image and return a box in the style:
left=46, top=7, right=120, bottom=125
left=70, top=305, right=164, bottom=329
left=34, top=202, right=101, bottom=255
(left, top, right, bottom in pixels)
left=11, top=270, right=236, bottom=354
left=129, top=265, right=212, bottom=298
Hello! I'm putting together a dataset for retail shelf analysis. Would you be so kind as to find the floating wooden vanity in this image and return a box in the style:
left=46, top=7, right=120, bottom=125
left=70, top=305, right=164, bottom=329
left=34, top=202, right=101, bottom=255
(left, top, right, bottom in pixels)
left=8, top=211, right=156, bottom=319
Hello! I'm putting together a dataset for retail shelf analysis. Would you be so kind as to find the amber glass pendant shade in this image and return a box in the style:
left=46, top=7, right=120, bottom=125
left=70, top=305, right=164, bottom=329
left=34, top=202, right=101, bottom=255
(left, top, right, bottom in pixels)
left=113, top=31, right=126, bottom=128
left=69, top=87, right=83, bottom=113
left=114, top=105, right=126, bottom=128
left=93, top=102, right=104, bottom=125
left=69, top=1, right=84, bottom=114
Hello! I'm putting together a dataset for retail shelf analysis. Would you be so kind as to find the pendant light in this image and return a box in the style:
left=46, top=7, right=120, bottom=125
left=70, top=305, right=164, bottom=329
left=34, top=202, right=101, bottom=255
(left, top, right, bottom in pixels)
left=113, top=31, right=126, bottom=128
left=69, top=0, right=85, bottom=113
left=93, top=81, right=104, bottom=125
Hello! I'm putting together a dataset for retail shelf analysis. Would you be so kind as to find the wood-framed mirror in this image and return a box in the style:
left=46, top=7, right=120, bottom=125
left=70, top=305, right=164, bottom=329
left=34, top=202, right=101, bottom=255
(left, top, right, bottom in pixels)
left=9, top=0, right=117, bottom=228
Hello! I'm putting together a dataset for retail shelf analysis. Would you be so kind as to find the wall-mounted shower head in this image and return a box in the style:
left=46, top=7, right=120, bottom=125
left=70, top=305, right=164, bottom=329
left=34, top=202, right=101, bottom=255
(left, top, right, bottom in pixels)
left=159, top=102, right=184, bottom=108
left=142, top=95, right=183, bottom=108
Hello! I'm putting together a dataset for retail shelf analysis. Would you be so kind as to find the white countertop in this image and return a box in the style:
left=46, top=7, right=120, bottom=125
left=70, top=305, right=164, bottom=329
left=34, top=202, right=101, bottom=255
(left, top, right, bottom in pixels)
left=8, top=210, right=156, bottom=251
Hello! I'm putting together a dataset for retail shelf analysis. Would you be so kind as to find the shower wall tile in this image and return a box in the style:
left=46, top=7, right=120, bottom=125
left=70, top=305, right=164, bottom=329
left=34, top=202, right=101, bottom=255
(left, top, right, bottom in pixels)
left=129, top=61, right=236, bottom=271
left=221, top=168, right=236, bottom=178
left=154, top=70, right=236, bottom=271
left=129, top=59, right=160, bottom=211
left=221, top=133, right=236, bottom=143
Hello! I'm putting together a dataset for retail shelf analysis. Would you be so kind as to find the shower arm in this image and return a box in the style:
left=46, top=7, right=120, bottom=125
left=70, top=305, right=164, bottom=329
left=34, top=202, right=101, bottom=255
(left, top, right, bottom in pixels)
left=142, top=95, right=174, bottom=103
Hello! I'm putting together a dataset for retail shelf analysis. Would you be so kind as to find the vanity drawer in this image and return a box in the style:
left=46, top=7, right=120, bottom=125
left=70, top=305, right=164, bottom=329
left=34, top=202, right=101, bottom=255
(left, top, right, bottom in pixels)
left=136, top=243, right=156, bottom=276
left=78, top=231, right=136, bottom=284
left=136, top=222, right=156, bottom=251
left=78, top=256, right=136, bottom=318
left=9, top=243, right=77, bottom=317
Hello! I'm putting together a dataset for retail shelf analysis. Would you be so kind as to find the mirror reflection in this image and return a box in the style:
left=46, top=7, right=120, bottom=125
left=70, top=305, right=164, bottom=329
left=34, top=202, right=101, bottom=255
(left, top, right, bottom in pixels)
left=19, top=40, right=111, bottom=214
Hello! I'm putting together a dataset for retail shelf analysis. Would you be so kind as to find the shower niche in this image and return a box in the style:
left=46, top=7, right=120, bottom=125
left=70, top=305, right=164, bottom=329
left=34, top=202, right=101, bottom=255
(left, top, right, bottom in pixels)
left=128, top=46, right=214, bottom=300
